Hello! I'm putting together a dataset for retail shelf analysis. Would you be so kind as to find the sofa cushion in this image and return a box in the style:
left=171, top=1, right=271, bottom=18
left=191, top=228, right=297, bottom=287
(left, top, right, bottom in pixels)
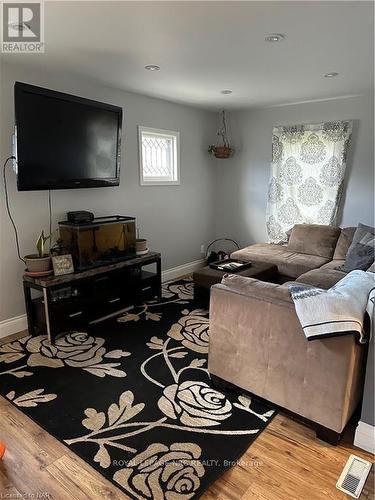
left=287, top=224, right=341, bottom=259
left=231, top=243, right=329, bottom=279
left=232, top=243, right=292, bottom=261
left=320, top=260, right=346, bottom=270
left=337, top=223, right=375, bottom=272
left=296, top=269, right=346, bottom=289
left=220, top=273, right=292, bottom=304
left=333, top=227, right=356, bottom=260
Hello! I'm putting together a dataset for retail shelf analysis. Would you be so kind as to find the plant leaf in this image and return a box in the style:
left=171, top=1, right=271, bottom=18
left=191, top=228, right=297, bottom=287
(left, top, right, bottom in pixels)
left=10, top=388, right=57, bottom=407
left=83, top=363, right=126, bottom=378
left=94, top=445, right=111, bottom=469
left=82, top=408, right=106, bottom=431
left=146, top=342, right=164, bottom=350
left=238, top=395, right=251, bottom=409
left=189, top=308, right=208, bottom=316
left=36, top=231, right=45, bottom=257
left=145, top=312, right=161, bottom=322
left=146, top=336, right=164, bottom=350
left=6, top=391, right=15, bottom=400
left=15, top=388, right=44, bottom=401
left=117, top=313, right=140, bottom=323
left=190, top=358, right=207, bottom=368
left=150, top=336, right=163, bottom=345
left=169, top=351, right=188, bottom=359
left=107, top=390, right=145, bottom=426
left=12, top=370, right=33, bottom=378
left=0, top=337, right=30, bottom=363
left=104, top=350, right=131, bottom=359
left=0, top=353, right=25, bottom=364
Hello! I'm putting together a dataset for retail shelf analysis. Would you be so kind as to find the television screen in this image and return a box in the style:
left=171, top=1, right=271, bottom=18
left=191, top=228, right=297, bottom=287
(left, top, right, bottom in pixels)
left=14, top=82, right=122, bottom=190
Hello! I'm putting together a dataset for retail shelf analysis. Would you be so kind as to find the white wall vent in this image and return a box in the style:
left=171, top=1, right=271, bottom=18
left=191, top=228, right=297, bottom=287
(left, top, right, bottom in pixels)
left=336, top=454, right=372, bottom=498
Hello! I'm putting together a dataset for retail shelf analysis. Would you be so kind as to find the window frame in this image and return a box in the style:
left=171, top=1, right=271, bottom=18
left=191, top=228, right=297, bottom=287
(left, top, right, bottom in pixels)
left=138, top=126, right=180, bottom=186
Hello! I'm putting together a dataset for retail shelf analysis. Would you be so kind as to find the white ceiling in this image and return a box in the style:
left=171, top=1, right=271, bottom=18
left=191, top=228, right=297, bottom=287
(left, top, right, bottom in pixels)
left=2, top=1, right=374, bottom=110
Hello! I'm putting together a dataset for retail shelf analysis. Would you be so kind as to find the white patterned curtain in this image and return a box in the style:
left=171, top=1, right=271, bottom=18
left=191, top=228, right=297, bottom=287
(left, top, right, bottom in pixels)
left=266, top=120, right=352, bottom=243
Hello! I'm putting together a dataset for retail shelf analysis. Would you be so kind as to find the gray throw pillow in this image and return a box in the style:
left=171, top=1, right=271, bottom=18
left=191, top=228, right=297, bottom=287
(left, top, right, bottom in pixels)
left=336, top=223, right=375, bottom=272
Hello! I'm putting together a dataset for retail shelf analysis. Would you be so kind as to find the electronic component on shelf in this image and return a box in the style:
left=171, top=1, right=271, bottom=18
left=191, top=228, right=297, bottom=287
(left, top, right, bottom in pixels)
left=67, top=211, right=95, bottom=224
left=50, top=286, right=79, bottom=302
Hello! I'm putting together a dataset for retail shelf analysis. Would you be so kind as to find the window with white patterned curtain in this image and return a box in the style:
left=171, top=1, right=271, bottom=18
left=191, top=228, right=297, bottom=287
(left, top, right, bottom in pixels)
left=138, top=126, right=180, bottom=185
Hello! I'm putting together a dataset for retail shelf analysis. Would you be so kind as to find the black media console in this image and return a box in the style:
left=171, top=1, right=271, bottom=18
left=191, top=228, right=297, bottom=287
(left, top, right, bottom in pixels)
left=23, top=252, right=161, bottom=344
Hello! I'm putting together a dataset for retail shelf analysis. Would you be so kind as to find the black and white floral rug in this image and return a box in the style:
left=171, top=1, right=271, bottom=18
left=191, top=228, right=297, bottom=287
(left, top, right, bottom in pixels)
left=0, top=278, right=275, bottom=499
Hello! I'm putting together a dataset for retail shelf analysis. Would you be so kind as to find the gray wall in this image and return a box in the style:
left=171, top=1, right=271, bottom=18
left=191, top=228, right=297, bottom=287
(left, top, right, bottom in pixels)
left=0, top=62, right=217, bottom=321
left=1, top=63, right=374, bottom=324
left=360, top=335, right=374, bottom=426
left=215, top=95, right=374, bottom=246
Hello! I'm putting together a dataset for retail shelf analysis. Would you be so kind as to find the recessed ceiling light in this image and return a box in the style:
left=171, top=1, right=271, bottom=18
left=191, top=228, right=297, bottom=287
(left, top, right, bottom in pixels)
left=265, top=33, right=286, bottom=42
left=324, top=72, right=339, bottom=78
left=144, top=65, right=160, bottom=71
left=221, top=90, right=233, bottom=95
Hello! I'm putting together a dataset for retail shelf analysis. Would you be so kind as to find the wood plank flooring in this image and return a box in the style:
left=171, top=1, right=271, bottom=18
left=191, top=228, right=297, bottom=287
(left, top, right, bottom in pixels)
left=0, top=332, right=373, bottom=499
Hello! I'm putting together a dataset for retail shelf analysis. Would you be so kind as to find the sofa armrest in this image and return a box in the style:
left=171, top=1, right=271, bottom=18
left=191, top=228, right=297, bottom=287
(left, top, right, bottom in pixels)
left=215, top=273, right=294, bottom=309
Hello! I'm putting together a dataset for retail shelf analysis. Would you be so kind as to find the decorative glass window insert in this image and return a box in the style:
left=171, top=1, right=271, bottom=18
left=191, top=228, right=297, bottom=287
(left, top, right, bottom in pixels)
left=138, top=126, right=180, bottom=185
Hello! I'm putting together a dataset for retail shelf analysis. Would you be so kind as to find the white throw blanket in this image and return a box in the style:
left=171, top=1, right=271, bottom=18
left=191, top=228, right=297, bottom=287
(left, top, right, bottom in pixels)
left=289, top=270, right=375, bottom=343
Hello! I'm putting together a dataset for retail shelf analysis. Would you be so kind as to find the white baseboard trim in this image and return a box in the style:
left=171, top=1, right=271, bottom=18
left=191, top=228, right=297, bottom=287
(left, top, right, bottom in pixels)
left=0, top=314, right=28, bottom=339
left=354, top=421, right=375, bottom=454
left=162, top=258, right=205, bottom=283
left=0, top=259, right=206, bottom=340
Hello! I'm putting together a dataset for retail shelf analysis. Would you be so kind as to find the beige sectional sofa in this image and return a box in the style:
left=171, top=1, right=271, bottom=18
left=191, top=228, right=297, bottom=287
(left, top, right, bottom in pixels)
left=231, top=224, right=355, bottom=283
left=208, top=224, right=372, bottom=443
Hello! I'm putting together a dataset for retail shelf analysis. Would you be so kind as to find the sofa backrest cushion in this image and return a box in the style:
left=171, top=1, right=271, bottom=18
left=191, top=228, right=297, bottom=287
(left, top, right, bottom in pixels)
left=337, top=223, right=375, bottom=272
left=287, top=224, right=341, bottom=259
left=333, top=227, right=356, bottom=260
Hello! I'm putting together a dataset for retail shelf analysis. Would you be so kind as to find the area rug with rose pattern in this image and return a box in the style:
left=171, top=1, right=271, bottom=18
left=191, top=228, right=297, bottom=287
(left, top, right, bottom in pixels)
left=0, top=278, right=276, bottom=499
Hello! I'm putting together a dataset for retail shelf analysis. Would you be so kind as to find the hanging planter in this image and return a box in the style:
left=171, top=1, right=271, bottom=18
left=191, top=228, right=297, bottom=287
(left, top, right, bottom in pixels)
left=208, top=145, right=232, bottom=159
left=208, top=110, right=233, bottom=159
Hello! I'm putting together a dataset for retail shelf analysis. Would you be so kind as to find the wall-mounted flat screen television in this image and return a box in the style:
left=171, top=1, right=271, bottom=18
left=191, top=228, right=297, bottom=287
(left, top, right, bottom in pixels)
left=14, top=82, right=122, bottom=190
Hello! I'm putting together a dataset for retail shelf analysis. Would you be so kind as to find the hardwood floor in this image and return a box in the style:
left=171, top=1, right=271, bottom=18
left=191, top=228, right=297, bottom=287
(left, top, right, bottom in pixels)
left=0, top=333, right=373, bottom=499
left=0, top=397, right=373, bottom=500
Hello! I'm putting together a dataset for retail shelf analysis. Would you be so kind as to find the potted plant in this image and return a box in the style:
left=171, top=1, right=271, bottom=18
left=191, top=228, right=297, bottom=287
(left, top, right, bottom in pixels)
left=135, top=228, right=148, bottom=256
left=24, top=231, right=53, bottom=273
left=208, top=110, right=233, bottom=159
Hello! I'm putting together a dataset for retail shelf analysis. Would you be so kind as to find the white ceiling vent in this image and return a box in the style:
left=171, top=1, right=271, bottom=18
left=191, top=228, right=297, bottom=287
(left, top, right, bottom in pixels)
left=336, top=454, right=372, bottom=498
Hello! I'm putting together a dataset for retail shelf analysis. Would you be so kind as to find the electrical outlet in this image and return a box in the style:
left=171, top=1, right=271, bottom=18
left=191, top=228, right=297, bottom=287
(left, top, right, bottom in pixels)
left=200, top=244, right=205, bottom=254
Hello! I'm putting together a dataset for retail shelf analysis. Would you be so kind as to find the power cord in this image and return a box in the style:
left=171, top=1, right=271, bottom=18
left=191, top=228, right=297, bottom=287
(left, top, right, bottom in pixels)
left=3, top=156, right=25, bottom=264
left=48, top=189, right=52, bottom=249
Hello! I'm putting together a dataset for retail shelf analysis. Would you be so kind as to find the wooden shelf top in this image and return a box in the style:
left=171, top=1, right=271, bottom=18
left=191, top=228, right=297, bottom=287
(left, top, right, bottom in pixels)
left=23, top=251, right=161, bottom=288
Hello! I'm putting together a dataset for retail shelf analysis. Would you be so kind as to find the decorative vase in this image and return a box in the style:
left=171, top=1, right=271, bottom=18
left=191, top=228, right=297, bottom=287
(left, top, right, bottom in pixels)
left=24, top=254, right=52, bottom=273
